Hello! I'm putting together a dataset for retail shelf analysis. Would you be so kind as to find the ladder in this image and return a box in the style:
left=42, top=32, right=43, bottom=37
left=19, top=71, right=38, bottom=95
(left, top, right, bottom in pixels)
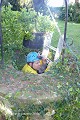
left=42, top=0, right=68, bottom=63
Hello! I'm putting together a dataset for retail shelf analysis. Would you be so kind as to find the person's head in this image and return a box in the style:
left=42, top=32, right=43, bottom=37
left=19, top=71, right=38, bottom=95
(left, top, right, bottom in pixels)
left=26, top=52, right=41, bottom=71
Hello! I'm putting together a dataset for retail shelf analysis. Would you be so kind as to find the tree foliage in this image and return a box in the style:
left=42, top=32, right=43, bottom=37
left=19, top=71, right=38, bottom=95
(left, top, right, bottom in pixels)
left=59, top=2, right=80, bottom=23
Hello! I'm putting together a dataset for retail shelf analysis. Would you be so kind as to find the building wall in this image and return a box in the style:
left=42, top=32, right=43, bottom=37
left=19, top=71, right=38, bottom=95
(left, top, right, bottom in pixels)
left=69, top=0, right=80, bottom=4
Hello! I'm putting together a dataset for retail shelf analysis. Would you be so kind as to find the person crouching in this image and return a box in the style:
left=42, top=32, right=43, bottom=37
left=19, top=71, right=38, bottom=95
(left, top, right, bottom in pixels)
left=22, top=52, right=50, bottom=74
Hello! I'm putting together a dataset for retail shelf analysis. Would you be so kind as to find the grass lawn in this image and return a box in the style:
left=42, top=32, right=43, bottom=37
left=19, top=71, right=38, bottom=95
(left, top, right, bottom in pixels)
left=51, top=20, right=80, bottom=56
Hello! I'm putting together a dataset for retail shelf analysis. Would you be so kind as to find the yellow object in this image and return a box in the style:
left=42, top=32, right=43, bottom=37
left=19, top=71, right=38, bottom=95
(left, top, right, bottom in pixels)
left=22, top=60, right=52, bottom=74
left=22, top=64, right=37, bottom=74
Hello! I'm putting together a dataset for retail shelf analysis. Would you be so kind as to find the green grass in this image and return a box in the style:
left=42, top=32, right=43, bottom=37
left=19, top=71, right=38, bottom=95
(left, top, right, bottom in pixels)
left=51, top=20, right=80, bottom=55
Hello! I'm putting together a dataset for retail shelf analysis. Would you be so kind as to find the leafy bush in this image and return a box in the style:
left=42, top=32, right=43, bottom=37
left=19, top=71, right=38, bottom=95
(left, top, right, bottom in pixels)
left=1, top=5, right=54, bottom=50
left=59, top=2, right=80, bottom=23
left=1, top=5, right=37, bottom=50
left=36, top=13, right=55, bottom=32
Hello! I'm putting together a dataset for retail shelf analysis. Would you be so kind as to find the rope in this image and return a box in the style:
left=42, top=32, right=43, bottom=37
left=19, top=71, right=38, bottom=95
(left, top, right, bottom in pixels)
left=46, top=5, right=62, bottom=37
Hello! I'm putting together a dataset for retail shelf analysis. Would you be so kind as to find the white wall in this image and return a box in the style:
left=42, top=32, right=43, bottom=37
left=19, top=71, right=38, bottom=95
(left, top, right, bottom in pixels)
left=69, top=0, right=80, bottom=4
left=69, top=0, right=75, bottom=4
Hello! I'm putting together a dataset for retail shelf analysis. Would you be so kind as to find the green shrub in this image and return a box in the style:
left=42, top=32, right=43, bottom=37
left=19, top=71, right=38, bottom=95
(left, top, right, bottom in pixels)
left=59, top=2, right=80, bottom=23
left=1, top=4, right=55, bottom=65
left=1, top=5, right=54, bottom=50
left=36, top=13, right=55, bottom=32
left=1, top=5, right=37, bottom=50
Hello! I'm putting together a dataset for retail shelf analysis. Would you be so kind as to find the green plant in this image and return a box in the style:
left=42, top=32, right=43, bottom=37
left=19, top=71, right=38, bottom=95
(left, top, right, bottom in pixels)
left=36, top=13, right=55, bottom=32
left=2, top=5, right=22, bottom=48
left=59, top=2, right=80, bottom=23
left=19, top=8, right=37, bottom=40
left=1, top=5, right=37, bottom=50
left=2, top=5, right=54, bottom=48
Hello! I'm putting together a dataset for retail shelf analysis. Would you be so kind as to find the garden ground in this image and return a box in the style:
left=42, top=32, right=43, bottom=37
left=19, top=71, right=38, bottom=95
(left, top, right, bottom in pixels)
left=0, top=60, right=80, bottom=119
left=0, top=20, right=80, bottom=120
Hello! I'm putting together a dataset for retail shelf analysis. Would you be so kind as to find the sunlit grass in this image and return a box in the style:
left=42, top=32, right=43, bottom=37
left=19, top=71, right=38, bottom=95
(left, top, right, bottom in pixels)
left=0, top=104, right=13, bottom=116
left=51, top=20, right=80, bottom=56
